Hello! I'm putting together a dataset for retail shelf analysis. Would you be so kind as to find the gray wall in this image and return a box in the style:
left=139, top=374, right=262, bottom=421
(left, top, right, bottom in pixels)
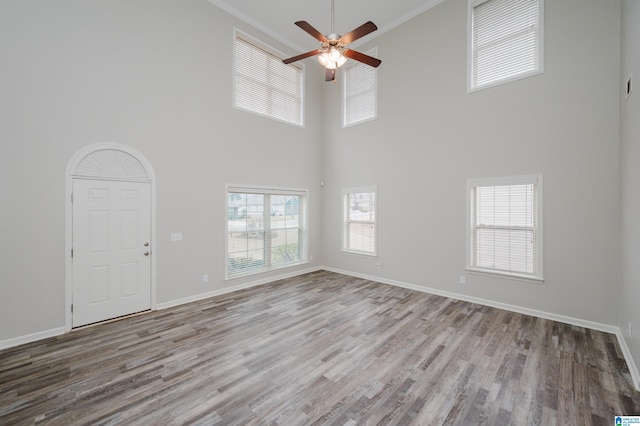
left=0, top=0, right=628, bottom=344
left=0, top=0, right=325, bottom=341
left=620, top=0, right=640, bottom=377
left=322, top=0, right=621, bottom=325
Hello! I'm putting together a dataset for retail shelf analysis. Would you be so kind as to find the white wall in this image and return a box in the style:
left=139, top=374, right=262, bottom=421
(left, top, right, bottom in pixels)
left=322, top=0, right=622, bottom=325
left=620, top=0, right=640, bottom=376
left=0, top=0, right=325, bottom=341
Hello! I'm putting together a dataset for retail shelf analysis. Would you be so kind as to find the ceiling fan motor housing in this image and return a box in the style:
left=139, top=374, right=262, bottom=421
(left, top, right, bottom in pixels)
left=327, top=34, right=341, bottom=44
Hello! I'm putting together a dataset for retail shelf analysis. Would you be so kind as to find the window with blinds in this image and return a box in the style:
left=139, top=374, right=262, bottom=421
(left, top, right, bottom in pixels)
left=234, top=31, right=304, bottom=126
left=342, top=187, right=377, bottom=255
left=468, top=0, right=543, bottom=91
left=343, top=48, right=377, bottom=127
left=467, top=175, right=543, bottom=280
left=226, top=186, right=307, bottom=278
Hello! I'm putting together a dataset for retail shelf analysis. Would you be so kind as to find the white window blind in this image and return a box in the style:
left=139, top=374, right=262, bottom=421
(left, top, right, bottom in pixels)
left=227, top=187, right=307, bottom=278
left=468, top=176, right=542, bottom=280
left=469, top=0, right=543, bottom=91
left=343, top=49, right=377, bottom=127
left=234, top=32, right=304, bottom=126
left=342, top=188, right=376, bottom=255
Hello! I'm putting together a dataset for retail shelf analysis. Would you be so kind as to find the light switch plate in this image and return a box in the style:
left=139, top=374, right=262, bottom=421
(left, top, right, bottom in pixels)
left=170, top=232, right=183, bottom=241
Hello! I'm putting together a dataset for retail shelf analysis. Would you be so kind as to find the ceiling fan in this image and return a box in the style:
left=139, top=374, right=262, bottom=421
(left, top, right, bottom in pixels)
left=282, top=0, right=382, bottom=82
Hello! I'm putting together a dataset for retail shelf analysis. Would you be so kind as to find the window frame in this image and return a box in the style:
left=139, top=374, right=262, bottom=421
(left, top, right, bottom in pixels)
left=233, top=29, right=305, bottom=127
left=465, top=175, right=544, bottom=282
left=467, top=0, right=544, bottom=92
left=341, top=187, right=377, bottom=256
left=342, top=48, right=378, bottom=128
left=225, top=184, right=308, bottom=280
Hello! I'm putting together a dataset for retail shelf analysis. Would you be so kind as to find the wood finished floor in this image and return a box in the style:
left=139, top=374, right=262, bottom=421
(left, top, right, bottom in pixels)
left=1, top=270, right=639, bottom=425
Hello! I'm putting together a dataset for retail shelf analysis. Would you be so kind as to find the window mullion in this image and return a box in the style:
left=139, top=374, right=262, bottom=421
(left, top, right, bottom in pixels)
left=264, top=194, right=271, bottom=268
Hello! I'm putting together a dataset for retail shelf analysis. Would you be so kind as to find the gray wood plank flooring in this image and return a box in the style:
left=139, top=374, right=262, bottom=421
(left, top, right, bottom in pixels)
left=1, top=270, right=639, bottom=425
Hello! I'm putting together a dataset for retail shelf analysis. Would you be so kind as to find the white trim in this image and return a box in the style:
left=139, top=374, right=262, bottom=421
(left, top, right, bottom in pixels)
left=342, top=47, right=378, bottom=128
left=469, top=174, right=539, bottom=187
left=323, top=266, right=640, bottom=391
left=0, top=268, right=321, bottom=351
left=616, top=331, right=640, bottom=391
left=0, top=327, right=66, bottom=351
left=467, top=0, right=545, bottom=93
left=323, top=266, right=616, bottom=332
left=466, top=174, right=543, bottom=281
left=225, top=183, right=310, bottom=280
left=157, top=266, right=321, bottom=310
left=228, top=184, right=307, bottom=196
left=465, top=267, right=545, bottom=283
left=357, top=0, right=446, bottom=48
left=341, top=186, right=377, bottom=256
left=232, top=28, right=305, bottom=128
left=213, top=2, right=308, bottom=53
left=210, top=0, right=446, bottom=52
left=3, top=266, right=639, bottom=392
left=65, top=143, right=157, bottom=332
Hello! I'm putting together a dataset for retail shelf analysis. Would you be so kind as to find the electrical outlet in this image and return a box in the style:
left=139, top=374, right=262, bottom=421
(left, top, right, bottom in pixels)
left=459, top=275, right=466, bottom=285
left=203, top=274, right=209, bottom=283
left=310, top=254, right=313, bottom=261
left=629, top=322, right=633, bottom=337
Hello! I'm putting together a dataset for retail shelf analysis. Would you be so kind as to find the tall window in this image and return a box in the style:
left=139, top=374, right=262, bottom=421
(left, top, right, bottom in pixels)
left=467, top=175, right=543, bottom=280
left=468, top=0, right=543, bottom=91
left=227, top=186, right=307, bottom=278
left=342, top=187, right=377, bottom=255
left=343, top=48, right=377, bottom=127
left=234, top=31, right=304, bottom=126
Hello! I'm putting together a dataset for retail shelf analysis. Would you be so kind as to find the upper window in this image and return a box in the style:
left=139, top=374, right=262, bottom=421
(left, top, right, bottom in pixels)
left=467, top=175, right=543, bottom=281
left=226, top=186, right=307, bottom=278
left=342, top=187, right=377, bottom=255
left=468, top=0, right=543, bottom=91
left=343, top=48, right=377, bottom=127
left=234, top=31, right=304, bottom=126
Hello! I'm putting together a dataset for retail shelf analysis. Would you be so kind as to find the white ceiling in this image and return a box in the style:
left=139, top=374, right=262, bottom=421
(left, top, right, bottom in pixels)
left=210, top=0, right=446, bottom=53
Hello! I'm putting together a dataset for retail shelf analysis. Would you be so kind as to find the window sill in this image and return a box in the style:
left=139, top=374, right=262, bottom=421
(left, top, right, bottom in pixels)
left=225, top=260, right=309, bottom=281
left=341, top=249, right=377, bottom=257
left=465, top=267, right=544, bottom=284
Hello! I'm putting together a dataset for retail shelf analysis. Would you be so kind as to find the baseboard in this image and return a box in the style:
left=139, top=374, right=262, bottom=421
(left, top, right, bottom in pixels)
left=156, top=266, right=322, bottom=310
left=1, top=267, right=322, bottom=351
left=0, top=327, right=66, bottom=351
left=615, top=330, right=640, bottom=391
left=3, top=266, right=639, bottom=392
left=322, top=266, right=640, bottom=391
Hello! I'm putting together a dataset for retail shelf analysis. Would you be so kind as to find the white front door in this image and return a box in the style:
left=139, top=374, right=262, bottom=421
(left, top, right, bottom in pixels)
left=72, top=179, right=151, bottom=327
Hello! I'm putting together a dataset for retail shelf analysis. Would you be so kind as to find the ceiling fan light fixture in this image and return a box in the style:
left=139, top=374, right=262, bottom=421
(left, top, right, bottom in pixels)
left=317, top=52, right=329, bottom=67
left=318, top=48, right=347, bottom=69
left=329, top=47, right=342, bottom=62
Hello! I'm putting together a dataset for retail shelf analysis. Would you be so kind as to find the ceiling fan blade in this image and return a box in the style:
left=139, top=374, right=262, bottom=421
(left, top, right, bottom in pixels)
left=339, top=21, right=378, bottom=45
left=325, top=68, right=336, bottom=82
left=283, top=49, right=322, bottom=65
left=343, top=49, right=382, bottom=68
left=295, top=21, right=328, bottom=43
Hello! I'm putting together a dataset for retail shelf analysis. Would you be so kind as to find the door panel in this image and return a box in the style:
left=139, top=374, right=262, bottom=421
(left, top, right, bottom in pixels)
left=72, top=179, right=151, bottom=327
left=89, top=266, right=110, bottom=304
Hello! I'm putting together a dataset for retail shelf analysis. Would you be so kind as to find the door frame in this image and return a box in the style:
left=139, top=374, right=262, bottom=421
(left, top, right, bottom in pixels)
left=65, top=143, right=157, bottom=331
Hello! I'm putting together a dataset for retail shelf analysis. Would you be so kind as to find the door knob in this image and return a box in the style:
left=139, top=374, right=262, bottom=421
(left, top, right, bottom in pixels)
left=144, top=251, right=149, bottom=256
left=144, top=242, right=149, bottom=247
